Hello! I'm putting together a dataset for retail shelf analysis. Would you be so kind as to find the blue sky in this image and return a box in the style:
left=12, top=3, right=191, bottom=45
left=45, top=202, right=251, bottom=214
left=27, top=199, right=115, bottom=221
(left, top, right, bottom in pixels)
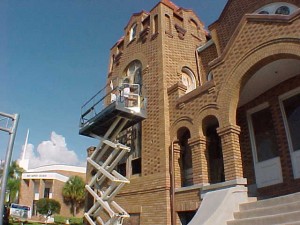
left=0, top=0, right=227, bottom=167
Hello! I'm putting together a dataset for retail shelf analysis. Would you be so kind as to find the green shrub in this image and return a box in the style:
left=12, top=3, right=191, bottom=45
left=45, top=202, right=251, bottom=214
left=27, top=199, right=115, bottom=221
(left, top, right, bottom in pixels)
left=36, top=198, right=61, bottom=217
left=69, top=217, right=83, bottom=225
left=54, top=215, right=66, bottom=224
left=54, top=215, right=83, bottom=225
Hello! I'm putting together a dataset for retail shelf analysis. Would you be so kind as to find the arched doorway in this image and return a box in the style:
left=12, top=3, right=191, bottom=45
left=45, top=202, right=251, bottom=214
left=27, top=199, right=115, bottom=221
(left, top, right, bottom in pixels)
left=203, top=116, right=224, bottom=184
left=177, top=127, right=193, bottom=187
left=237, top=58, right=300, bottom=188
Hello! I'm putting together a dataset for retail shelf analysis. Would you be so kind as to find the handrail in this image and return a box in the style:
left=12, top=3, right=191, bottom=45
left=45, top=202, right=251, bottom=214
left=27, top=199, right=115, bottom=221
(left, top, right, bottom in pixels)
left=80, top=80, right=145, bottom=127
left=81, top=80, right=112, bottom=110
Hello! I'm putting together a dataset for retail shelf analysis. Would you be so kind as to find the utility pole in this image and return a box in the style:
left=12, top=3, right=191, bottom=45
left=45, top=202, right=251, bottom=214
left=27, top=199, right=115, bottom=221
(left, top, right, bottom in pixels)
left=0, top=112, right=19, bottom=225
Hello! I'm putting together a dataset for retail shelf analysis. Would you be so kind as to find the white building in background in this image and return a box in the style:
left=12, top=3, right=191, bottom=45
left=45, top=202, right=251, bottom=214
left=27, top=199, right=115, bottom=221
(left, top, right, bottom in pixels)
left=19, top=164, right=86, bottom=220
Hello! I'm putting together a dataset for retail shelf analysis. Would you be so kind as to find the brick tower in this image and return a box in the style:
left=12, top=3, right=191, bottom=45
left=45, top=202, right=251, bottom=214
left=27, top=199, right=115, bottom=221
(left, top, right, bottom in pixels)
left=86, top=1, right=207, bottom=224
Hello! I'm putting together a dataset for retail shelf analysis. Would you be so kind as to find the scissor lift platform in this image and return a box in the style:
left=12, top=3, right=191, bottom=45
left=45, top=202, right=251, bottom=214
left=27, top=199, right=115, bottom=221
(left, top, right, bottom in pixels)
left=79, top=101, right=146, bottom=138
left=80, top=81, right=146, bottom=225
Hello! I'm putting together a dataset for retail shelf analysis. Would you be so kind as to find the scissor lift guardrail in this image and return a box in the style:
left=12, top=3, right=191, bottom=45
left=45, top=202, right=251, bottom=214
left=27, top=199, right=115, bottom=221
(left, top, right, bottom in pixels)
left=79, top=80, right=146, bottom=225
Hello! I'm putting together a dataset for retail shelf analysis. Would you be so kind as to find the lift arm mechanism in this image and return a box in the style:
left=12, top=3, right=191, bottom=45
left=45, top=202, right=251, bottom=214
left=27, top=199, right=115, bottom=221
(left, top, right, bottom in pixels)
left=80, top=81, right=146, bottom=225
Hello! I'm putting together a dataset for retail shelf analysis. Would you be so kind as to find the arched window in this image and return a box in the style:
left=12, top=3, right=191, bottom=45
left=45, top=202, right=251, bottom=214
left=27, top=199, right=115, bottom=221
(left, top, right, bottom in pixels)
left=129, top=23, right=137, bottom=41
left=165, top=14, right=171, bottom=34
left=254, top=2, right=298, bottom=15
left=202, top=116, right=224, bottom=184
left=275, top=6, right=290, bottom=15
left=116, top=60, right=143, bottom=177
left=181, top=67, right=196, bottom=93
left=124, top=60, right=142, bottom=85
left=109, top=54, right=115, bottom=72
left=207, top=71, right=213, bottom=81
left=177, top=127, right=193, bottom=187
left=153, top=15, right=158, bottom=34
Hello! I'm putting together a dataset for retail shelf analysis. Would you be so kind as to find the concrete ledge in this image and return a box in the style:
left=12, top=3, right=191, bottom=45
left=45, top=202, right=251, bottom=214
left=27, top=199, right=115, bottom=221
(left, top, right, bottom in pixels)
left=201, top=178, right=247, bottom=197
left=175, top=183, right=207, bottom=193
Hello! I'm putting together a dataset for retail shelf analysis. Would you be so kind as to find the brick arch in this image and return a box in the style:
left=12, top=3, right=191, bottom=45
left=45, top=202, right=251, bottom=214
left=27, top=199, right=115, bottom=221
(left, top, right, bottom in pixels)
left=194, top=107, right=221, bottom=137
left=177, top=63, right=196, bottom=71
left=120, top=52, right=148, bottom=73
left=217, top=40, right=300, bottom=128
left=176, top=63, right=198, bottom=83
left=170, top=116, right=196, bottom=142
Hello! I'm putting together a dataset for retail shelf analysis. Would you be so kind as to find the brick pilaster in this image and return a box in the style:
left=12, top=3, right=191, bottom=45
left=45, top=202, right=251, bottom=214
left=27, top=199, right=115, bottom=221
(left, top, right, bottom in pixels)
left=173, top=143, right=182, bottom=188
left=189, top=136, right=209, bottom=184
left=217, top=125, right=243, bottom=181
left=39, top=179, right=45, bottom=199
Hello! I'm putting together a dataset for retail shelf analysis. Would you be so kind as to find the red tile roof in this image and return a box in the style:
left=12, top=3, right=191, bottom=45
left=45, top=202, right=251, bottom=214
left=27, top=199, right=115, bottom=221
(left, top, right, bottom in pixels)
left=160, top=0, right=180, bottom=11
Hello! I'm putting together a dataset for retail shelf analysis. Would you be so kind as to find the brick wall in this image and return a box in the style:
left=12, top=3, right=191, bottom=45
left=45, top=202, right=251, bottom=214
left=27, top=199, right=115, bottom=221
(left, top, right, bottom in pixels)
left=19, top=169, right=86, bottom=220
left=237, top=75, right=300, bottom=197
left=209, top=0, right=300, bottom=53
left=85, top=1, right=300, bottom=224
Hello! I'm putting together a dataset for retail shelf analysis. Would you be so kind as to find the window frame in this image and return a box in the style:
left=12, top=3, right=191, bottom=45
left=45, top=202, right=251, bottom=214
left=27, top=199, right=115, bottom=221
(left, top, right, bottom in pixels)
left=129, top=23, right=137, bottom=42
left=153, top=14, right=159, bottom=34
left=116, top=61, right=143, bottom=178
left=279, top=86, right=300, bottom=179
left=279, top=87, right=300, bottom=153
left=247, top=102, right=279, bottom=163
left=254, top=2, right=298, bottom=15
left=181, top=67, right=196, bottom=93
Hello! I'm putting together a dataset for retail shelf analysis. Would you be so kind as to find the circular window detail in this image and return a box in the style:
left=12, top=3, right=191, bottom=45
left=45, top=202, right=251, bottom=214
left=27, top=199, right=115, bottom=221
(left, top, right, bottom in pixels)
left=258, top=10, right=269, bottom=14
left=275, top=6, right=290, bottom=15
left=254, top=3, right=298, bottom=16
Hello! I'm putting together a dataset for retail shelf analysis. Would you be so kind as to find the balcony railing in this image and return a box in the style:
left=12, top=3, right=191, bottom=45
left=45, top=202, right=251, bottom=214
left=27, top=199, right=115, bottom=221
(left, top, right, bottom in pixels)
left=80, top=78, right=146, bottom=129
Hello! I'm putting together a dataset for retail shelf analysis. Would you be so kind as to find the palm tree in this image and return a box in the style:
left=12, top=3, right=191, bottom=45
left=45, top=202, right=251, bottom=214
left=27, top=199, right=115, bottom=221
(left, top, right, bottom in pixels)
left=62, top=176, right=85, bottom=216
left=6, top=160, right=24, bottom=203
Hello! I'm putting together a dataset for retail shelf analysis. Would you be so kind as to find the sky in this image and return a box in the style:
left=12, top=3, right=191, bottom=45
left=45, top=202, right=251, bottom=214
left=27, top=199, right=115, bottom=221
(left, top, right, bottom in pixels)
left=0, top=0, right=227, bottom=169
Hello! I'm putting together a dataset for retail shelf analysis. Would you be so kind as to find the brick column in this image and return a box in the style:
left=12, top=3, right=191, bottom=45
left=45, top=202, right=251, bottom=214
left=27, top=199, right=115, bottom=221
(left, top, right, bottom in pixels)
left=217, top=125, right=243, bottom=181
left=29, top=179, right=35, bottom=200
left=39, top=179, right=45, bottom=199
left=189, top=136, right=209, bottom=184
left=173, top=143, right=182, bottom=188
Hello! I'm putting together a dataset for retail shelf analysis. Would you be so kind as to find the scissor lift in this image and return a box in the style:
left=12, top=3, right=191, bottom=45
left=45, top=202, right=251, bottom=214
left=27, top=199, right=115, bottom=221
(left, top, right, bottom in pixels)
left=79, top=80, right=146, bottom=225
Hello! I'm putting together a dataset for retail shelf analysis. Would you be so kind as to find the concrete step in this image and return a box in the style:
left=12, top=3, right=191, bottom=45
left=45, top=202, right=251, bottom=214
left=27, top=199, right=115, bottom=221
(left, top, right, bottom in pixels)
left=239, top=192, right=300, bottom=211
left=247, top=197, right=257, bottom=203
left=234, top=200, right=300, bottom=219
left=227, top=210, right=300, bottom=225
left=274, top=222, right=300, bottom=225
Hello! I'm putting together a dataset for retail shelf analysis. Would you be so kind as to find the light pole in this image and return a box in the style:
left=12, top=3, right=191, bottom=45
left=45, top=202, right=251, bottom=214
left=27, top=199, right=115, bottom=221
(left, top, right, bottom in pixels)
left=0, top=112, right=19, bottom=225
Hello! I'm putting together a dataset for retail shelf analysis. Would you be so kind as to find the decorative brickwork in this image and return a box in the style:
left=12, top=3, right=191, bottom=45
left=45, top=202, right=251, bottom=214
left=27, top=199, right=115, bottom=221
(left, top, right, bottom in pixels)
left=85, top=0, right=300, bottom=224
left=190, top=136, right=208, bottom=184
left=19, top=166, right=86, bottom=220
left=217, top=125, right=243, bottom=180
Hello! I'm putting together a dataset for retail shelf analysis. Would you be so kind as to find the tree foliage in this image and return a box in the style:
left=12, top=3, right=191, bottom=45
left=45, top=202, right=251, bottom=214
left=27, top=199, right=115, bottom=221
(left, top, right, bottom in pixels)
left=36, top=198, right=61, bottom=217
left=6, top=160, right=24, bottom=203
left=62, top=176, right=85, bottom=216
left=7, top=178, right=21, bottom=203
left=9, top=161, right=23, bottom=179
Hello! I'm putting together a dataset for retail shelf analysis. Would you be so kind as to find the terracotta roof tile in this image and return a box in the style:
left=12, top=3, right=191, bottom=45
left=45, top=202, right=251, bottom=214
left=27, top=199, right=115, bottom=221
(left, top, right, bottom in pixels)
left=161, top=0, right=180, bottom=11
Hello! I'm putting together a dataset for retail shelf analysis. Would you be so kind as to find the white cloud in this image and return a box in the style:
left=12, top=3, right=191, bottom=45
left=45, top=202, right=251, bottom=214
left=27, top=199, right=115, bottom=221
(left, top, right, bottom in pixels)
left=19, top=131, right=82, bottom=169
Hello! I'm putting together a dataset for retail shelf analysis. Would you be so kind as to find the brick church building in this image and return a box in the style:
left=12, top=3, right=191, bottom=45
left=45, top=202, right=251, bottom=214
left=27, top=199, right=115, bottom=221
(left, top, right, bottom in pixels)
left=84, top=0, right=300, bottom=224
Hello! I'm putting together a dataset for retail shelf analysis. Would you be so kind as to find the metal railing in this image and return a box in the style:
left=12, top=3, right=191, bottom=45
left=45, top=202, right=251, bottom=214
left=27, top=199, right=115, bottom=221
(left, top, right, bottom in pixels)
left=80, top=78, right=146, bottom=128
